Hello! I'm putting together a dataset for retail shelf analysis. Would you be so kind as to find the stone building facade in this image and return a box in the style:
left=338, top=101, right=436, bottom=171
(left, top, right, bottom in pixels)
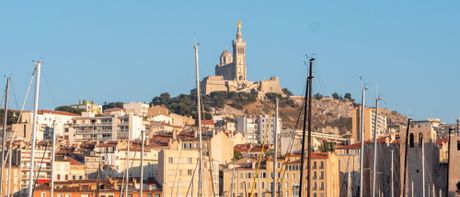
left=201, top=20, right=282, bottom=95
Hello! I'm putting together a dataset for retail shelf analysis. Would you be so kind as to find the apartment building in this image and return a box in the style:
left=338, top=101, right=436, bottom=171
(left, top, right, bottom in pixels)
left=221, top=152, right=339, bottom=197
left=71, top=113, right=144, bottom=142
left=351, top=107, right=388, bottom=143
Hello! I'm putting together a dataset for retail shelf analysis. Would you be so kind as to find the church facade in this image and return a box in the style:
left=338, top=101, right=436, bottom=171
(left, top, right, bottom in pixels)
left=201, top=20, right=283, bottom=95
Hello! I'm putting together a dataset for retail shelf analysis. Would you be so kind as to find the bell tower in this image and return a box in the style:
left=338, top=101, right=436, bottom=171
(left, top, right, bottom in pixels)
left=232, top=19, right=247, bottom=81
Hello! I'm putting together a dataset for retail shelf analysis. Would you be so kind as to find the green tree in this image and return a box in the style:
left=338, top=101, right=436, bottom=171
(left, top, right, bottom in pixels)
left=55, top=106, right=85, bottom=115
left=331, top=92, right=340, bottom=100
left=234, top=151, right=242, bottom=159
left=314, top=93, right=323, bottom=100
left=0, top=110, right=19, bottom=125
left=282, top=88, right=293, bottom=96
left=151, top=92, right=171, bottom=106
left=102, top=102, right=124, bottom=110
left=344, top=93, right=353, bottom=101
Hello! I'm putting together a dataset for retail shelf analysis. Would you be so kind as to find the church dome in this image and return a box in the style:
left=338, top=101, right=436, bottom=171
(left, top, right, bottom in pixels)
left=219, top=50, right=233, bottom=66
left=220, top=50, right=232, bottom=58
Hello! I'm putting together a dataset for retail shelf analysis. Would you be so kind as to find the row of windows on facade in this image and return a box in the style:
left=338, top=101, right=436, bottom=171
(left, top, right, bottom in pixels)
left=41, top=193, right=160, bottom=197
left=237, top=170, right=325, bottom=180
left=168, top=157, right=196, bottom=164
left=287, top=161, right=325, bottom=171
left=56, top=174, right=84, bottom=181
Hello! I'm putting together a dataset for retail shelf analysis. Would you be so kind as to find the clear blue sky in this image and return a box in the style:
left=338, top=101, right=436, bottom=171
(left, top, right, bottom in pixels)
left=1, top=1, right=459, bottom=122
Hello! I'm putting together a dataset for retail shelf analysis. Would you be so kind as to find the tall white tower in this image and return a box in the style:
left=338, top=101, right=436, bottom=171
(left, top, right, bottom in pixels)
left=232, top=19, right=247, bottom=81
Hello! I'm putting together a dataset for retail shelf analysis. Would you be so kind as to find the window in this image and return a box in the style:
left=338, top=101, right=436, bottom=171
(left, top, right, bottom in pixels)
left=188, top=169, right=193, bottom=175
left=457, top=140, right=460, bottom=151
left=320, top=171, right=324, bottom=180
left=319, top=182, right=324, bottom=190
left=293, top=184, right=300, bottom=197
left=409, top=133, right=415, bottom=148
left=313, top=171, right=317, bottom=179
left=319, top=161, right=324, bottom=169
left=188, top=158, right=193, bottom=164
left=57, top=174, right=61, bottom=180
left=40, top=192, right=46, bottom=197
left=168, top=157, right=173, bottom=164
left=65, top=175, right=68, bottom=180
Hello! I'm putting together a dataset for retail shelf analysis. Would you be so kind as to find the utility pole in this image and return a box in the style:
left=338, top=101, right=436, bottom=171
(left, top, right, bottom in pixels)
left=272, top=97, right=279, bottom=197
left=372, top=96, right=381, bottom=197
left=0, top=76, right=10, bottom=197
left=299, top=57, right=314, bottom=197
left=50, top=121, right=57, bottom=197
left=28, top=61, right=42, bottom=197
left=194, top=42, right=204, bottom=197
left=140, top=130, right=145, bottom=197
left=359, top=81, right=367, bottom=197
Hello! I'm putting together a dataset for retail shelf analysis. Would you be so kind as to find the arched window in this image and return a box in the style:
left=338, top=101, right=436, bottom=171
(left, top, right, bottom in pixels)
left=419, top=133, right=423, bottom=148
left=409, top=133, right=415, bottom=148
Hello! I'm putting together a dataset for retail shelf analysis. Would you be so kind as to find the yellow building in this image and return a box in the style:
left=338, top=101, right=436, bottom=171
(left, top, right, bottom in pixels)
left=222, top=152, right=339, bottom=197
left=351, top=107, right=388, bottom=143
left=0, top=166, right=21, bottom=197
left=158, top=140, right=218, bottom=197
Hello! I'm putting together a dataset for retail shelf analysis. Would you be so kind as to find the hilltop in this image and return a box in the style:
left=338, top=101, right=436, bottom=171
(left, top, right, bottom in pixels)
left=149, top=91, right=408, bottom=135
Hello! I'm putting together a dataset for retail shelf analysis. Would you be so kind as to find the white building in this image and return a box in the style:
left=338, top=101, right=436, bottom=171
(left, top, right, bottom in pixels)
left=123, top=102, right=149, bottom=116
left=236, top=114, right=282, bottom=144
left=151, top=114, right=173, bottom=125
left=71, top=112, right=144, bottom=142
left=12, top=110, right=78, bottom=142
left=236, top=116, right=259, bottom=144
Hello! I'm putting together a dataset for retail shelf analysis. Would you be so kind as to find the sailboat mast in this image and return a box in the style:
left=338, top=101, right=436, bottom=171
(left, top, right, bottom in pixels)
left=422, top=135, right=425, bottom=197
left=140, top=130, right=145, bottom=196
left=194, top=43, right=204, bottom=197
left=299, top=57, right=314, bottom=197
left=306, top=58, right=314, bottom=197
left=402, top=119, right=412, bottom=197
left=371, top=97, right=380, bottom=197
left=391, top=149, right=394, bottom=197
left=6, top=136, right=14, bottom=197
left=359, top=82, right=366, bottom=197
left=0, top=76, right=10, bottom=197
left=50, top=121, right=57, bottom=197
left=125, top=139, right=130, bottom=197
left=28, top=60, right=42, bottom=197
left=272, top=97, right=279, bottom=197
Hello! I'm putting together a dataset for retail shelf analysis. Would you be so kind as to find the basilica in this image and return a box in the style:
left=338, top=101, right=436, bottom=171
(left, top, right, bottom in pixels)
left=201, top=20, right=283, bottom=95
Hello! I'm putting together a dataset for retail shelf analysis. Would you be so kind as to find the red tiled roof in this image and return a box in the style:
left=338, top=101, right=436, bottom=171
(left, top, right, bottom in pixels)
left=38, top=110, right=79, bottom=116
left=66, top=157, right=84, bottom=165
left=201, top=120, right=214, bottom=125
